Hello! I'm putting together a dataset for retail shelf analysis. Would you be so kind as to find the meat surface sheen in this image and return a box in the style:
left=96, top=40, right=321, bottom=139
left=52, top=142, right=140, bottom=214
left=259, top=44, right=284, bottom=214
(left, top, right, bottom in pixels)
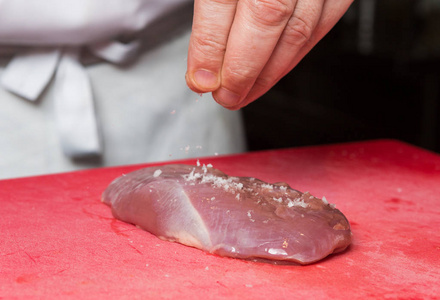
left=102, top=164, right=352, bottom=265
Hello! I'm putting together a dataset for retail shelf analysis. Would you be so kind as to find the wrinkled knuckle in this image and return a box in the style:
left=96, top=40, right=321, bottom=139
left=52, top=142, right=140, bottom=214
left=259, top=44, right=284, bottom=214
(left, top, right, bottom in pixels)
left=250, top=0, right=294, bottom=26
left=192, top=33, right=226, bottom=58
left=225, top=62, right=260, bottom=84
left=283, top=16, right=314, bottom=46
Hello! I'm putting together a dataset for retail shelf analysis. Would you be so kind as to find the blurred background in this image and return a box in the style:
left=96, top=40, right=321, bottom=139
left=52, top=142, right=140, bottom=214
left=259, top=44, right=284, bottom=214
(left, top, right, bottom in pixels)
left=242, top=0, right=440, bottom=153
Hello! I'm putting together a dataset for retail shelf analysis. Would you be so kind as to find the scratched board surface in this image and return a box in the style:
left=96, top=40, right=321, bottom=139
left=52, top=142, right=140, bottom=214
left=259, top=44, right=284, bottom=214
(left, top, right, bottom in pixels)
left=1, top=140, right=439, bottom=299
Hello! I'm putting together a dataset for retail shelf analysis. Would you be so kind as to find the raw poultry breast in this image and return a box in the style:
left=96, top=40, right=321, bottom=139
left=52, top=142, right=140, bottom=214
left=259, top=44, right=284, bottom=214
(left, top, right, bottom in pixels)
left=102, top=164, right=352, bottom=265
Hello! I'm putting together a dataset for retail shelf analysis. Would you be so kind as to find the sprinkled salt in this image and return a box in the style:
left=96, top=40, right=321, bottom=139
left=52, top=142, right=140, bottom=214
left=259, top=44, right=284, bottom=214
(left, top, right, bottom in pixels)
left=273, top=197, right=283, bottom=203
left=153, top=169, right=162, bottom=177
left=247, top=210, right=255, bottom=222
left=287, top=198, right=308, bottom=208
left=262, top=183, right=273, bottom=189
left=207, top=164, right=213, bottom=168
left=322, top=196, right=329, bottom=205
left=280, top=186, right=287, bottom=191
left=196, top=160, right=200, bottom=166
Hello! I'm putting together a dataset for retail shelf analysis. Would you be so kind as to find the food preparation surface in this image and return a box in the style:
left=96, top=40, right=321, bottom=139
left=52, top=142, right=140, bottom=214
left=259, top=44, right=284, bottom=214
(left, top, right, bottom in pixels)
left=1, top=140, right=439, bottom=299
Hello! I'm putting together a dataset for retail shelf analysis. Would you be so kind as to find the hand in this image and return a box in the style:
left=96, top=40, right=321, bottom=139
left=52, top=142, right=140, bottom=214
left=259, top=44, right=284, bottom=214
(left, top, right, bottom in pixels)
left=186, top=0, right=353, bottom=110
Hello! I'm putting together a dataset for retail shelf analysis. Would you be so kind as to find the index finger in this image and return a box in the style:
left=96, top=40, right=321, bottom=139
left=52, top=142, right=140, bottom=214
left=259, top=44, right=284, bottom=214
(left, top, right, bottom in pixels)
left=186, top=0, right=238, bottom=93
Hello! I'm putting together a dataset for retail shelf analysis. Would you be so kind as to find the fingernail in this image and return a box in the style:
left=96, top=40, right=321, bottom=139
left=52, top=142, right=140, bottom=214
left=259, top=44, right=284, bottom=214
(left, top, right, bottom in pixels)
left=214, top=87, right=241, bottom=107
left=193, top=69, right=218, bottom=90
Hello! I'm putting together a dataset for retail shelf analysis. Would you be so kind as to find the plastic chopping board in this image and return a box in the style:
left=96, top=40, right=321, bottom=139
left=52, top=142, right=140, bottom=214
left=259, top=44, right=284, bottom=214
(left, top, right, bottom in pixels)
left=1, top=140, right=439, bottom=299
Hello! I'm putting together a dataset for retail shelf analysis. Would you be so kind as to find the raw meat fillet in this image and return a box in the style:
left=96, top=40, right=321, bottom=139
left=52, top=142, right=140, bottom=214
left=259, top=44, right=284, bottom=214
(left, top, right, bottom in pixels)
left=102, top=164, right=352, bottom=264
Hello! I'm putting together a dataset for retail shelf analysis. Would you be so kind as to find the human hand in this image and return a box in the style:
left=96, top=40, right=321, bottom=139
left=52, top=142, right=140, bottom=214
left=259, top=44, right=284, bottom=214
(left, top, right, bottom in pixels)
left=186, top=0, right=353, bottom=110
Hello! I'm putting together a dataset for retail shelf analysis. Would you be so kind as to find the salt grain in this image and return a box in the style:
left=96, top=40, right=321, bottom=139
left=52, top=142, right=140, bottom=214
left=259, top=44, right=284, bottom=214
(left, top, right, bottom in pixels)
left=273, top=197, right=283, bottom=203
left=287, top=198, right=308, bottom=208
left=153, top=169, right=162, bottom=177
left=262, top=184, right=273, bottom=189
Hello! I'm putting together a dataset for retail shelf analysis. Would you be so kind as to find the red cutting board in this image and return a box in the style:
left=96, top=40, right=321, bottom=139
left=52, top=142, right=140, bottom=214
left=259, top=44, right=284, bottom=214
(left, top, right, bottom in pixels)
left=1, top=140, right=439, bottom=299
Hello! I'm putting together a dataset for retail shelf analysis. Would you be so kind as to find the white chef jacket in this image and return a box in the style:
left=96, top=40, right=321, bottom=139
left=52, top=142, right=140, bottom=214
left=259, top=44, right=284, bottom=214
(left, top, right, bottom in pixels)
left=0, top=0, right=246, bottom=179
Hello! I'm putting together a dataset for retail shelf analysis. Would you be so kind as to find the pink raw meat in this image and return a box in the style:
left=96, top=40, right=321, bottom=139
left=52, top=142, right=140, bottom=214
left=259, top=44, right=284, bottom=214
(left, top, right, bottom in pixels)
left=102, top=164, right=352, bottom=264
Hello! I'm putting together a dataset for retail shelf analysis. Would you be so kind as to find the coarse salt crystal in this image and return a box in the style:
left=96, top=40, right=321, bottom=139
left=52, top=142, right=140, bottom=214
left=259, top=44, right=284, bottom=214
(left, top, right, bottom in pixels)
left=153, top=169, right=162, bottom=177
left=287, top=198, right=308, bottom=208
left=262, top=184, right=273, bottom=189
left=322, top=196, right=328, bottom=205
left=273, top=197, right=283, bottom=203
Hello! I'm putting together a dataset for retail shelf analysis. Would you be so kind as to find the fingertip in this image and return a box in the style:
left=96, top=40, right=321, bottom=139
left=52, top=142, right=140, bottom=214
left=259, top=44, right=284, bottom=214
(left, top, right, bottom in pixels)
left=194, top=69, right=220, bottom=90
left=213, top=87, right=243, bottom=108
left=186, top=69, right=220, bottom=93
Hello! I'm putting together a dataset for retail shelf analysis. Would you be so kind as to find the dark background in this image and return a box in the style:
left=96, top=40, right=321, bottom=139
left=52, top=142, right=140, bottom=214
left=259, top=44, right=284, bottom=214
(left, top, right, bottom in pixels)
left=242, top=0, right=440, bottom=153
